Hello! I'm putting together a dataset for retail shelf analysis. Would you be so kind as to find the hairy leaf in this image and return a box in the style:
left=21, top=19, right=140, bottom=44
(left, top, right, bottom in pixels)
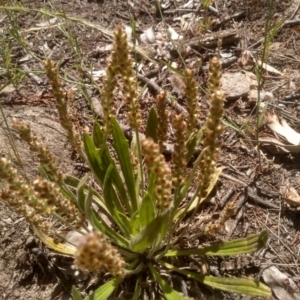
left=165, top=230, right=268, bottom=257
left=84, top=278, right=122, bottom=300
left=72, top=286, right=83, bottom=300
left=139, top=193, right=155, bottom=228
left=112, top=118, right=138, bottom=213
left=161, top=262, right=271, bottom=297
left=130, top=213, right=167, bottom=253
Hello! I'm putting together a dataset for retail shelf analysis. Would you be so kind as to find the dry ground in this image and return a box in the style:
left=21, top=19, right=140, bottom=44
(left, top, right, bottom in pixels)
left=0, top=0, right=300, bottom=299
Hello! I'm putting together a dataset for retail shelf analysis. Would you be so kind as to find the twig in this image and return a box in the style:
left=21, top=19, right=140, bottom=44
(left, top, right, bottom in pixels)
left=247, top=187, right=279, bottom=209
left=227, top=192, right=247, bottom=238
left=219, top=187, right=236, bottom=208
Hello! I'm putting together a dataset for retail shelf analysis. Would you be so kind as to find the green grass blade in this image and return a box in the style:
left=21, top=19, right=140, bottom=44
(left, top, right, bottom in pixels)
left=145, top=107, right=158, bottom=142
left=112, top=118, right=138, bottom=213
left=84, top=278, right=122, bottom=300
left=165, top=230, right=268, bottom=257
left=148, top=263, right=191, bottom=300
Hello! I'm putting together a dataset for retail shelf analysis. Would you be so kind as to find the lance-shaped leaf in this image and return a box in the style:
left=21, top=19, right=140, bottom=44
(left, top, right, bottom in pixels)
left=165, top=230, right=268, bottom=257
left=130, top=210, right=140, bottom=236
left=72, top=286, right=83, bottom=300
left=161, top=262, right=271, bottom=297
left=132, top=276, right=142, bottom=300
left=201, top=276, right=271, bottom=297
left=84, top=278, right=122, bottom=300
left=112, top=117, right=138, bottom=213
left=185, top=128, right=203, bottom=162
left=91, top=211, right=130, bottom=249
left=65, top=175, right=110, bottom=215
left=130, top=212, right=167, bottom=253
left=103, top=165, right=127, bottom=222
left=92, top=121, right=105, bottom=148
left=130, top=133, right=142, bottom=201
left=83, top=132, right=131, bottom=214
left=145, top=107, right=158, bottom=143
left=139, top=193, right=155, bottom=228
left=148, top=263, right=191, bottom=300
left=76, top=173, right=90, bottom=213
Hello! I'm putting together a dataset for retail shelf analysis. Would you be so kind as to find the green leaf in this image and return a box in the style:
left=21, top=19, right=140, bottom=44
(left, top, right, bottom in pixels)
left=91, top=211, right=130, bottom=249
left=202, top=276, right=271, bottom=297
left=113, top=208, right=132, bottom=237
left=185, top=128, right=203, bottom=162
left=130, top=210, right=140, bottom=236
left=148, top=263, right=191, bottom=300
left=161, top=262, right=271, bottom=297
left=130, top=213, right=167, bottom=253
left=139, top=193, right=155, bottom=228
left=165, top=230, right=268, bottom=257
left=92, top=121, right=105, bottom=148
left=83, top=132, right=132, bottom=214
left=83, top=133, right=106, bottom=183
left=76, top=173, right=90, bottom=213
left=65, top=175, right=110, bottom=215
left=132, top=276, right=142, bottom=300
left=145, top=107, right=158, bottom=143
left=112, top=117, right=138, bottom=213
left=72, top=286, right=83, bottom=300
left=84, top=186, right=93, bottom=219
left=130, top=133, right=141, bottom=200
left=103, top=165, right=126, bottom=217
left=84, top=278, right=122, bottom=300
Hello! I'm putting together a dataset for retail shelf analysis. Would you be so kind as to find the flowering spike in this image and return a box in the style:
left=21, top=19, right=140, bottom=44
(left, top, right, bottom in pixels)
left=197, top=57, right=224, bottom=199
left=44, top=59, right=81, bottom=153
left=74, top=231, right=125, bottom=277
left=142, top=138, right=172, bottom=209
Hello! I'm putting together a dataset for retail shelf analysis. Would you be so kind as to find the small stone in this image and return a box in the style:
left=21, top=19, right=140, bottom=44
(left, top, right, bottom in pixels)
left=221, top=72, right=250, bottom=100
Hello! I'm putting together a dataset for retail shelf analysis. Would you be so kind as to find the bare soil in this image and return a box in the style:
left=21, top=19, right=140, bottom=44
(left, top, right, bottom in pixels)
left=0, top=0, right=300, bottom=299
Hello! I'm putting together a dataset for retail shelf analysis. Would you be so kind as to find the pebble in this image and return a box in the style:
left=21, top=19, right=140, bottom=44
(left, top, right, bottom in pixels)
left=221, top=72, right=250, bottom=100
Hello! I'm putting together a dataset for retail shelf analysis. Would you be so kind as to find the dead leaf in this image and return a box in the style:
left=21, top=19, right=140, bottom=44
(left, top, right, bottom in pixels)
left=280, top=184, right=300, bottom=207
left=140, top=27, right=156, bottom=44
left=265, top=114, right=300, bottom=145
left=262, top=266, right=300, bottom=300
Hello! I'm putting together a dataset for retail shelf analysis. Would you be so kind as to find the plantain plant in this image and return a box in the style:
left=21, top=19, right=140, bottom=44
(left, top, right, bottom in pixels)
left=0, top=27, right=271, bottom=299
